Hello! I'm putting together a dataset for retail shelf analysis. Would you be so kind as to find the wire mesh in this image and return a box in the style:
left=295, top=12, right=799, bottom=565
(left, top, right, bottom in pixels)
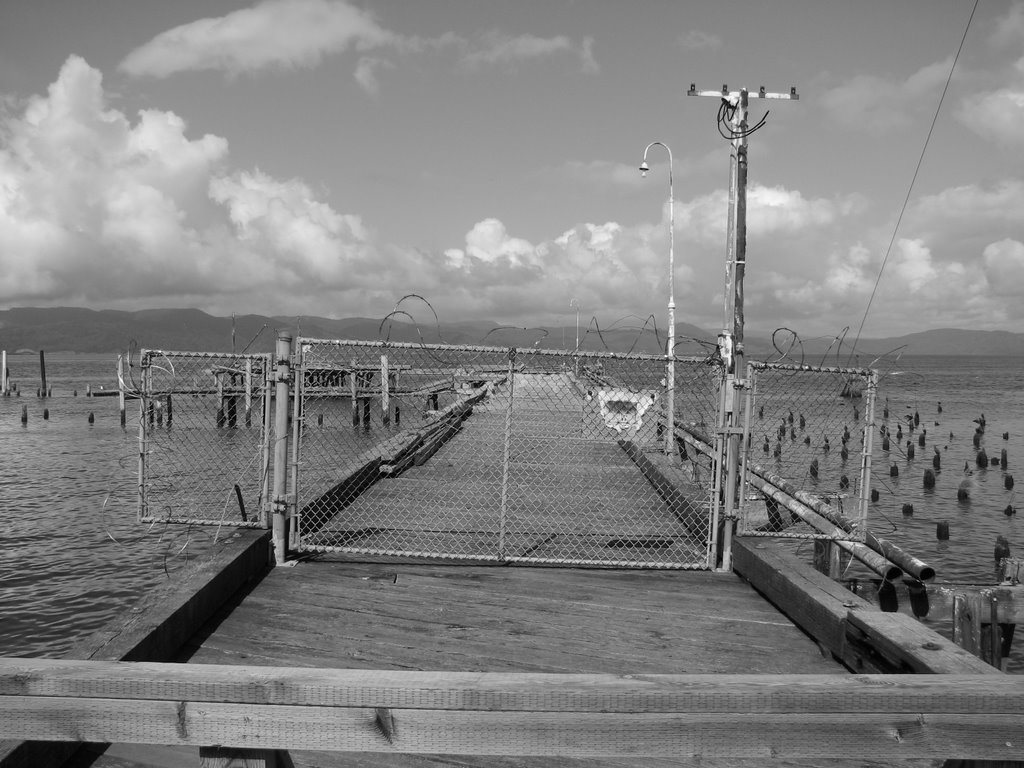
left=293, top=339, right=720, bottom=567
left=137, top=351, right=271, bottom=528
left=738, top=361, right=876, bottom=541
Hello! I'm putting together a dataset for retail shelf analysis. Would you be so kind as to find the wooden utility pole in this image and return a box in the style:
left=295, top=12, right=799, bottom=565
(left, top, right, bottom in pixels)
left=688, top=84, right=798, bottom=571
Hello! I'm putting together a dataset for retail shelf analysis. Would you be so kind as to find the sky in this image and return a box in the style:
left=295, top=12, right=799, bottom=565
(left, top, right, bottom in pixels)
left=1, top=0, right=1023, bottom=340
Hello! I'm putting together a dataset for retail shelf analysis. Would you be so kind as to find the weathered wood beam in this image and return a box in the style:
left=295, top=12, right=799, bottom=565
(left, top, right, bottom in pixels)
left=1, top=660, right=1023, bottom=759
left=732, top=537, right=995, bottom=674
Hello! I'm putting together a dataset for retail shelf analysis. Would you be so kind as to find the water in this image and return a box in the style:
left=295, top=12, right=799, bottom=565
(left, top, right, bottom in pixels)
left=0, top=353, right=218, bottom=656
left=2, top=352, right=1022, bottom=665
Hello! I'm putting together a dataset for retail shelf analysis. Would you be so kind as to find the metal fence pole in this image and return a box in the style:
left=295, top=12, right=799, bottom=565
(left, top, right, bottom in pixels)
left=136, top=354, right=149, bottom=522
left=858, top=372, right=878, bottom=532
left=272, top=331, right=293, bottom=564
left=498, top=348, right=516, bottom=560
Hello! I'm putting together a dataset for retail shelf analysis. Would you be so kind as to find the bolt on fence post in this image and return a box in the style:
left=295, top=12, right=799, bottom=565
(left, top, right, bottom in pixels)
left=272, top=331, right=293, bottom=564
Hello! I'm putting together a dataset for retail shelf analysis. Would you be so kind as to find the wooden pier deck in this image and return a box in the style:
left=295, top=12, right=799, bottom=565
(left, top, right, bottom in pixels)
left=74, top=562, right=850, bottom=768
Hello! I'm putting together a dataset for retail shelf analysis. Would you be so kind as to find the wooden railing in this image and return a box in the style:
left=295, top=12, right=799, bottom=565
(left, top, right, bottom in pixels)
left=1, top=658, right=1023, bottom=762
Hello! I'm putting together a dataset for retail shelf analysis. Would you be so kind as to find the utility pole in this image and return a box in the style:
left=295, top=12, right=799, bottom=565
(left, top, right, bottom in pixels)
left=688, top=84, right=798, bottom=571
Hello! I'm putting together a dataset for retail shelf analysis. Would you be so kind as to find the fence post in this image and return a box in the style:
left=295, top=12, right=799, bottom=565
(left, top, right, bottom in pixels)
left=271, top=331, right=293, bottom=564
left=381, top=353, right=390, bottom=426
left=136, top=353, right=150, bottom=522
left=498, top=348, right=516, bottom=560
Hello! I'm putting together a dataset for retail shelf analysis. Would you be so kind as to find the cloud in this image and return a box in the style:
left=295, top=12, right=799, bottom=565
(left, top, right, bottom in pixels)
left=675, top=184, right=859, bottom=247
left=990, top=2, right=1024, bottom=48
left=8, top=56, right=1024, bottom=334
left=0, top=55, right=385, bottom=313
left=120, top=0, right=396, bottom=78
left=462, top=32, right=598, bottom=73
left=120, top=0, right=599, bottom=88
left=956, top=80, right=1024, bottom=146
left=354, top=56, right=394, bottom=95
left=982, top=238, right=1024, bottom=297
left=677, top=30, right=721, bottom=51
left=821, top=58, right=953, bottom=133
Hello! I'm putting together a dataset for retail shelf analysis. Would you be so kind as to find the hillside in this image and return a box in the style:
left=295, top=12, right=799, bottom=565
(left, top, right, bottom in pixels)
left=0, top=307, right=1021, bottom=358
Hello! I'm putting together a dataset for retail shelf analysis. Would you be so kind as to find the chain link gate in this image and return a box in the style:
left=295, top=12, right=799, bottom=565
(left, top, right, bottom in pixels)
left=736, top=361, right=877, bottom=541
left=137, top=350, right=272, bottom=527
left=291, top=339, right=721, bottom=567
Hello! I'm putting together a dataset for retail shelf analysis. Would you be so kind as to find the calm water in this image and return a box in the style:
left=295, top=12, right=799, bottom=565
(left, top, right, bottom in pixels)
left=2, top=352, right=1023, bottom=665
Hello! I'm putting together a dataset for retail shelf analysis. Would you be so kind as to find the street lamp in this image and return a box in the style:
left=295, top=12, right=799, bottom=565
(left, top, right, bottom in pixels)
left=640, top=142, right=676, bottom=459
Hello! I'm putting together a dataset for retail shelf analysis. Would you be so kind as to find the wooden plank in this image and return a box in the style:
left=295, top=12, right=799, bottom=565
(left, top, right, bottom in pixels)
left=2, top=684, right=1024, bottom=761
left=731, top=537, right=872, bottom=669
left=182, top=563, right=844, bottom=676
left=845, top=611, right=996, bottom=675
left=731, top=537, right=999, bottom=674
left=199, top=746, right=278, bottom=767
left=5, top=658, right=1024, bottom=712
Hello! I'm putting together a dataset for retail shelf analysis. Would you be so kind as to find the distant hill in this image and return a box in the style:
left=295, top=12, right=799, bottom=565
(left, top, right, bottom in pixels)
left=0, top=307, right=1021, bottom=358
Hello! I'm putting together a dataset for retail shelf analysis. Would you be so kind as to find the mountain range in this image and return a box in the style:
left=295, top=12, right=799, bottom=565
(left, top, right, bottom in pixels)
left=0, top=307, right=1022, bottom=358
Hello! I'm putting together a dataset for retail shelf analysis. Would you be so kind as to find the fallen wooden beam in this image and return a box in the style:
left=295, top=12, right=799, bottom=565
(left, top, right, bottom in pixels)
left=1, top=659, right=1023, bottom=760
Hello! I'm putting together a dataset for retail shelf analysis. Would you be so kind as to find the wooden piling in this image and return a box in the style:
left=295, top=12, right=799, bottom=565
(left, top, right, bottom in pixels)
left=1, top=350, right=6, bottom=395
left=117, top=354, right=126, bottom=427
left=38, top=350, right=46, bottom=398
left=20, top=405, right=27, bottom=425
left=350, top=365, right=359, bottom=427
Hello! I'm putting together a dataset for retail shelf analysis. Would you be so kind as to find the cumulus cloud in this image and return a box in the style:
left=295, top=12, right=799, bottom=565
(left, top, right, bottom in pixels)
left=675, top=184, right=859, bottom=247
left=957, top=82, right=1024, bottom=146
left=982, top=238, right=1024, bottom=296
left=0, top=55, right=384, bottom=314
left=119, top=0, right=396, bottom=78
left=821, top=58, right=953, bottom=133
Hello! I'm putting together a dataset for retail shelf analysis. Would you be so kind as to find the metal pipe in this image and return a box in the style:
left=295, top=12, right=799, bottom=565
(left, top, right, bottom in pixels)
left=272, top=331, right=293, bottom=564
left=748, top=473, right=902, bottom=582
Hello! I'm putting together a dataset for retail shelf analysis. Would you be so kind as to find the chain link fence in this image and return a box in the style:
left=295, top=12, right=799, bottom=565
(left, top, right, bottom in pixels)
left=291, top=339, right=721, bottom=567
left=132, top=341, right=880, bottom=562
left=737, top=361, right=876, bottom=541
left=137, top=351, right=272, bottom=527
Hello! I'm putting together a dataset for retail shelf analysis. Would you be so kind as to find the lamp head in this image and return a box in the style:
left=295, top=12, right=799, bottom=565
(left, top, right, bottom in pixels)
left=639, top=160, right=650, bottom=177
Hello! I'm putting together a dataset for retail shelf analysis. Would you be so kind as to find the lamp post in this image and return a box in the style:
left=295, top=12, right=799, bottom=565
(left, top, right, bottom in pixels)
left=640, top=142, right=676, bottom=459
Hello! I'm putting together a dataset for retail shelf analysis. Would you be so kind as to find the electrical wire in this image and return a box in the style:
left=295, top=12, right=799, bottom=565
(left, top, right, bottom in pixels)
left=848, top=0, right=979, bottom=363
